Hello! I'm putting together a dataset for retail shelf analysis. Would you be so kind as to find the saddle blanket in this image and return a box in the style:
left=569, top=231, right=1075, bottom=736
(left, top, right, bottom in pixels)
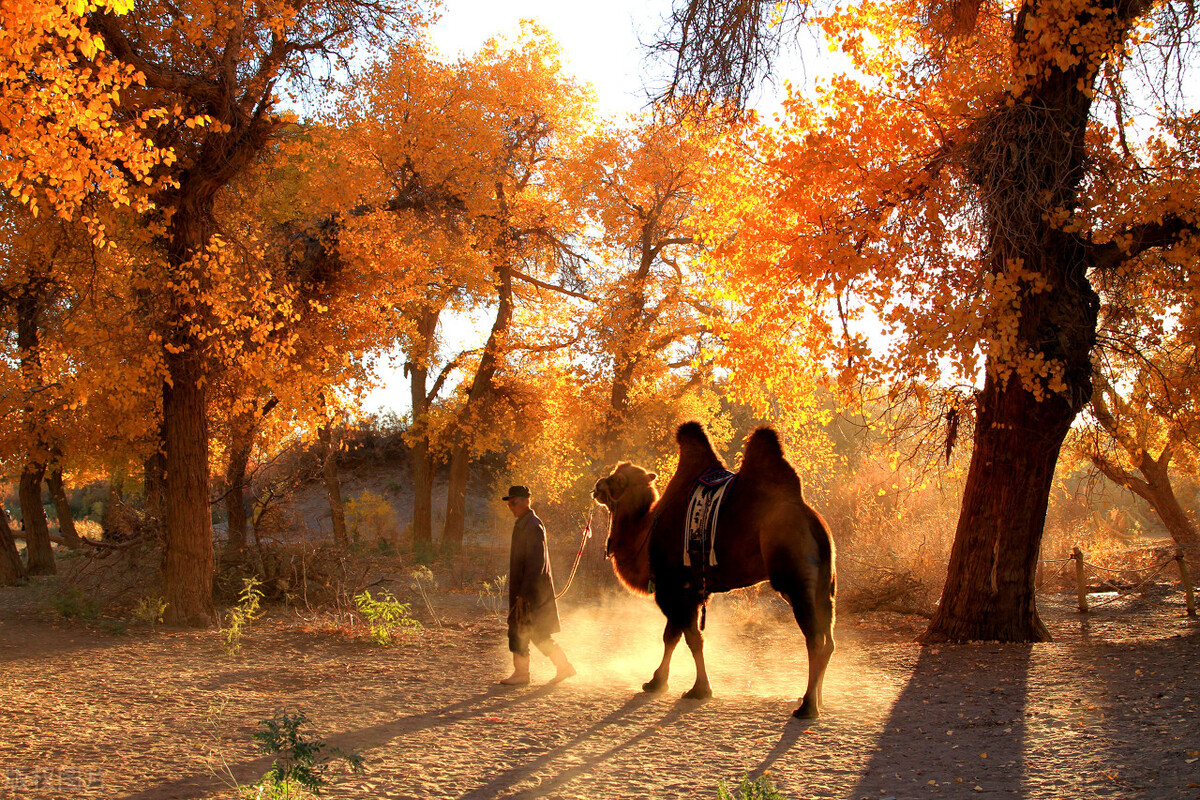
left=684, top=467, right=737, bottom=568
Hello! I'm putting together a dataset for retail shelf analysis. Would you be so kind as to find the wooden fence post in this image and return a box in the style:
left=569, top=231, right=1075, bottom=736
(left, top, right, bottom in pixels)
left=1177, top=552, right=1196, bottom=618
left=1073, top=546, right=1089, bottom=613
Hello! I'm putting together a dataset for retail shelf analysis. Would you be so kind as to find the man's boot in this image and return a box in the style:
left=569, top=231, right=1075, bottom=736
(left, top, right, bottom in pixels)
left=499, top=653, right=530, bottom=685
left=549, top=647, right=576, bottom=684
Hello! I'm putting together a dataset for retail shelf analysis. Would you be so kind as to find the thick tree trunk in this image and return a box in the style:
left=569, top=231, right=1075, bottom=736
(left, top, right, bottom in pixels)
left=925, top=376, right=1077, bottom=641
left=922, top=0, right=1130, bottom=642
left=442, top=444, right=469, bottom=551
left=20, top=463, right=55, bottom=575
left=47, top=468, right=82, bottom=549
left=160, top=348, right=215, bottom=626
left=318, top=423, right=348, bottom=546
left=0, top=503, right=26, bottom=585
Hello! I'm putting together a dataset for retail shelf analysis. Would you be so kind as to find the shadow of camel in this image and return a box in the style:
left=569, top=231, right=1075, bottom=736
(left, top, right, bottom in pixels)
left=109, top=684, right=565, bottom=800
left=458, top=695, right=701, bottom=799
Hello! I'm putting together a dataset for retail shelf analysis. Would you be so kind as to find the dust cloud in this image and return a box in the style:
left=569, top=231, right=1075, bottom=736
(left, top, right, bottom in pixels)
left=498, top=586, right=848, bottom=704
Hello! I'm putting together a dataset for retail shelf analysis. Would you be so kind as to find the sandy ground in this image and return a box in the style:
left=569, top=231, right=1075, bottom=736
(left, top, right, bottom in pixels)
left=1, top=583, right=1198, bottom=800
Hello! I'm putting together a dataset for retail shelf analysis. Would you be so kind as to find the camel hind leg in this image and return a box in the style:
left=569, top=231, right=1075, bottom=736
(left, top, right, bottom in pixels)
left=643, top=622, right=683, bottom=693
left=772, top=563, right=836, bottom=718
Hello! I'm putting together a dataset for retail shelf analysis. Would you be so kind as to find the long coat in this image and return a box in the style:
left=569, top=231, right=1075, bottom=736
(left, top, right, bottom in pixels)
left=508, top=509, right=561, bottom=638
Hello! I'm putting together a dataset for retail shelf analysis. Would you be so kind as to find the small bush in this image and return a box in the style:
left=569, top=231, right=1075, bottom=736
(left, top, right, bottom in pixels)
left=250, top=710, right=363, bottom=799
left=477, top=574, right=508, bottom=618
left=353, top=589, right=421, bottom=645
left=132, top=595, right=168, bottom=627
left=222, top=577, right=264, bottom=656
left=717, top=775, right=787, bottom=800
left=50, top=586, right=100, bottom=620
left=345, top=490, right=398, bottom=544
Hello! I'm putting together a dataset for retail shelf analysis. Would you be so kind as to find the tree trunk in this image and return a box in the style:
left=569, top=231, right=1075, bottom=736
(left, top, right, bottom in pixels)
left=411, top=435, right=435, bottom=552
left=0, top=503, right=26, bottom=585
left=160, top=347, right=215, bottom=626
left=19, top=462, right=55, bottom=575
left=407, top=306, right=441, bottom=551
left=46, top=468, right=82, bottom=549
left=318, top=423, right=348, bottom=546
left=442, top=444, right=470, bottom=551
left=222, top=420, right=254, bottom=566
left=441, top=275, right=514, bottom=549
left=15, top=278, right=55, bottom=575
left=143, top=443, right=166, bottom=533
left=923, top=0, right=1122, bottom=642
left=925, top=375, right=1079, bottom=641
left=1135, top=458, right=1200, bottom=563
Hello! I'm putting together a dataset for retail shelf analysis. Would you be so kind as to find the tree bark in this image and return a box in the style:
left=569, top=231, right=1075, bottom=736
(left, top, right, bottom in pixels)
left=318, top=423, right=348, bottom=546
left=15, top=277, right=55, bottom=575
left=0, top=501, right=27, bottom=585
left=925, top=376, right=1079, bottom=641
left=442, top=444, right=470, bottom=551
left=222, top=417, right=254, bottom=565
left=160, top=347, right=215, bottom=626
left=143, top=441, right=166, bottom=532
left=19, top=462, right=55, bottom=575
left=46, top=468, right=82, bottom=549
left=407, top=306, right=441, bottom=551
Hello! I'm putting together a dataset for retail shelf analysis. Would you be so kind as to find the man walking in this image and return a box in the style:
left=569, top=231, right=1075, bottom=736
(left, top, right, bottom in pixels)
left=499, top=485, right=576, bottom=685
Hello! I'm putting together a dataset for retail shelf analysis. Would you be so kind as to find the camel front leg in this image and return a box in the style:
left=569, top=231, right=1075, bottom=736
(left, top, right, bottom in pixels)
left=643, top=622, right=682, bottom=693
left=681, top=616, right=712, bottom=700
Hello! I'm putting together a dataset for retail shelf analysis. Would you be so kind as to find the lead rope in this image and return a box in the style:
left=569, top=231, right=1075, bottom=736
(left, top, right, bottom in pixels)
left=554, top=516, right=593, bottom=600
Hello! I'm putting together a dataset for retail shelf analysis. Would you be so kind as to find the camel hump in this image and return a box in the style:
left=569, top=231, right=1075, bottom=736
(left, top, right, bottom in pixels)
left=676, top=422, right=720, bottom=465
left=741, top=427, right=802, bottom=491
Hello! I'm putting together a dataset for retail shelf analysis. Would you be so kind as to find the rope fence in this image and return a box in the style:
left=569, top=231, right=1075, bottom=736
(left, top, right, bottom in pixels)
left=1061, top=546, right=1197, bottom=617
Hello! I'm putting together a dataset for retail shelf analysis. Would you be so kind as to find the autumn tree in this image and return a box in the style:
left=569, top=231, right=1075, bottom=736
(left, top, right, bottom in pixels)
left=84, top=0, right=429, bottom=624
left=342, top=28, right=593, bottom=551
left=661, top=0, right=1200, bottom=641
left=565, top=111, right=724, bottom=466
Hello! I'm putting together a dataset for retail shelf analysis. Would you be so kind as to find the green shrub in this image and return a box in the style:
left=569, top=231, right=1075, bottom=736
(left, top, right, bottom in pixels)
left=353, top=589, right=421, bottom=645
left=250, top=710, right=363, bottom=799
left=50, top=586, right=100, bottom=620
left=132, top=595, right=168, bottom=627
left=717, top=775, right=787, bottom=800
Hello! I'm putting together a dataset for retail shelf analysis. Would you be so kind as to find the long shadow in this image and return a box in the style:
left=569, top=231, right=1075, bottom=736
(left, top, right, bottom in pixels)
left=458, top=695, right=695, bottom=799
left=746, top=717, right=815, bottom=779
left=1054, top=622, right=1200, bottom=797
left=110, top=684, right=564, bottom=800
left=849, top=643, right=1032, bottom=799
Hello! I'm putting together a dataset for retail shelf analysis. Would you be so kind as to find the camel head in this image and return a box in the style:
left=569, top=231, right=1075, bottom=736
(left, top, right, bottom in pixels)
left=593, top=462, right=657, bottom=556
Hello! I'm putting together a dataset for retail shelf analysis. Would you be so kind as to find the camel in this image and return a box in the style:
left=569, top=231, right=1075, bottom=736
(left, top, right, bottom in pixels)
left=592, top=421, right=836, bottom=718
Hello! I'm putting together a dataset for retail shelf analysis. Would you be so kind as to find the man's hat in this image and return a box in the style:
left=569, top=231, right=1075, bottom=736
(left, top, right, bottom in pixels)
left=502, top=485, right=531, bottom=501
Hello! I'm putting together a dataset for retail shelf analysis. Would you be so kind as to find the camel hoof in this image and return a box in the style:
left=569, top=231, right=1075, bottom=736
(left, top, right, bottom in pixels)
left=642, top=678, right=669, bottom=693
left=792, top=701, right=820, bottom=719
left=682, top=686, right=713, bottom=700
